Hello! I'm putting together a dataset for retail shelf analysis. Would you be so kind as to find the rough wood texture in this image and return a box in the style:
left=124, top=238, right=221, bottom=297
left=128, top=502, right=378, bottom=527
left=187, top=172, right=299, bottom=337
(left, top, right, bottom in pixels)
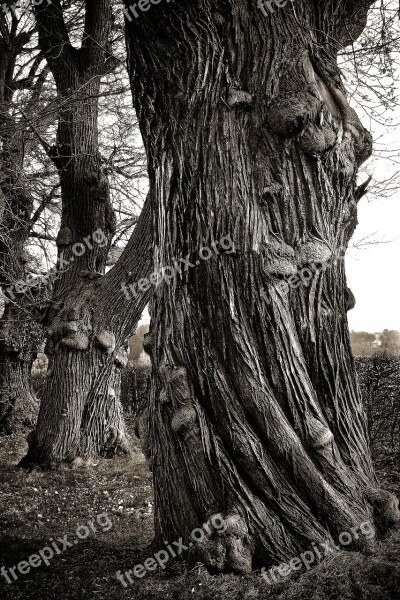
left=124, top=0, right=398, bottom=573
left=21, top=0, right=130, bottom=466
left=22, top=195, right=152, bottom=468
left=0, top=25, right=45, bottom=432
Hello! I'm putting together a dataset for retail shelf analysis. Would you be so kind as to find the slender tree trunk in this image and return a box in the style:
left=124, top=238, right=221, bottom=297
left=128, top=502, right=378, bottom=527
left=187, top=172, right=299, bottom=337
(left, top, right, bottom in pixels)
left=124, top=0, right=399, bottom=572
left=0, top=36, right=45, bottom=433
left=0, top=354, right=37, bottom=434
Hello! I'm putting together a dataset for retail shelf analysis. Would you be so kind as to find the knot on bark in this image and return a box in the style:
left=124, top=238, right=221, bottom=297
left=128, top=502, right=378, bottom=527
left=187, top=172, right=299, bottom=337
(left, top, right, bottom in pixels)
left=261, top=181, right=283, bottom=204
left=56, top=227, right=72, bottom=247
left=160, top=361, right=192, bottom=402
left=327, top=84, right=373, bottom=165
left=196, top=513, right=253, bottom=574
left=114, top=347, right=128, bottom=369
left=345, top=287, right=356, bottom=311
left=65, top=321, right=78, bottom=334
left=61, top=332, right=90, bottom=351
left=342, top=117, right=372, bottom=166
left=171, top=406, right=197, bottom=434
left=266, top=257, right=297, bottom=277
left=212, top=12, right=226, bottom=27
left=46, top=296, right=93, bottom=354
left=226, top=90, right=253, bottom=110
left=268, top=238, right=295, bottom=259
left=297, top=122, right=337, bottom=156
left=354, top=128, right=373, bottom=165
left=170, top=400, right=204, bottom=453
left=296, top=240, right=332, bottom=267
left=366, top=489, right=400, bottom=534
left=68, top=308, right=80, bottom=321
left=266, top=91, right=322, bottom=137
left=264, top=237, right=297, bottom=277
left=95, top=330, right=116, bottom=355
left=56, top=318, right=91, bottom=352
left=160, top=361, right=205, bottom=449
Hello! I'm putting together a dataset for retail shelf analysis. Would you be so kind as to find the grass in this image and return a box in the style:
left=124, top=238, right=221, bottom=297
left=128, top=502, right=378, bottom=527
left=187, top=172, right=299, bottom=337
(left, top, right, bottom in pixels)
left=0, top=427, right=399, bottom=599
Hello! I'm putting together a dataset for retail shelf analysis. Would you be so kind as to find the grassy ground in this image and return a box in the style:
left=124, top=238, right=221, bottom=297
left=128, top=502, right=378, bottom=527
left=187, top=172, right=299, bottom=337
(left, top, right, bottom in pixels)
left=0, top=428, right=399, bottom=600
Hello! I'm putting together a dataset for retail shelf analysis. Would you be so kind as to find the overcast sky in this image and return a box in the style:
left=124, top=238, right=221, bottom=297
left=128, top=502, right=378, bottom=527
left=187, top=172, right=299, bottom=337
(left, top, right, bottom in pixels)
left=346, top=90, right=400, bottom=333
left=347, top=192, right=400, bottom=333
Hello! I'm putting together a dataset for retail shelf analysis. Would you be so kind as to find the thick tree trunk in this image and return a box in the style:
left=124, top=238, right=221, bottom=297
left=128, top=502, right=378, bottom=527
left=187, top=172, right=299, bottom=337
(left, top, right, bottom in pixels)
left=20, top=0, right=132, bottom=467
left=21, top=196, right=152, bottom=468
left=124, top=0, right=399, bottom=572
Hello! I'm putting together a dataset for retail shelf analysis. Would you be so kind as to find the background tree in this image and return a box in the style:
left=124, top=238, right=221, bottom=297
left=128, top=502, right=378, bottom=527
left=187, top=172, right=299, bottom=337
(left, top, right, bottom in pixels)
left=0, top=2, right=149, bottom=437
left=380, top=329, right=400, bottom=352
left=350, top=330, right=376, bottom=355
left=21, top=0, right=152, bottom=468
left=124, top=0, right=399, bottom=574
left=339, top=0, right=400, bottom=203
left=0, top=8, right=58, bottom=433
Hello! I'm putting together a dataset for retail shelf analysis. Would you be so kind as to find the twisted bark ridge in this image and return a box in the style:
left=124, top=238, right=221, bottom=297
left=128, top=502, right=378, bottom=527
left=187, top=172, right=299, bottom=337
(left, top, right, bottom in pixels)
left=124, top=0, right=399, bottom=572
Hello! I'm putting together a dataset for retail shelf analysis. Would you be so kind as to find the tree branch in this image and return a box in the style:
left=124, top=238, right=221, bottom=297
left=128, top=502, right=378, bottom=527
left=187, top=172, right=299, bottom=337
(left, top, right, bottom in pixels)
left=82, top=0, right=112, bottom=54
left=33, top=0, right=73, bottom=70
left=331, top=0, right=376, bottom=47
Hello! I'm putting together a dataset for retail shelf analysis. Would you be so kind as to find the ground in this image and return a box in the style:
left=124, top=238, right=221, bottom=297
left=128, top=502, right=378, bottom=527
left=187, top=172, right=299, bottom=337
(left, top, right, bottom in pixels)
left=0, top=424, right=399, bottom=599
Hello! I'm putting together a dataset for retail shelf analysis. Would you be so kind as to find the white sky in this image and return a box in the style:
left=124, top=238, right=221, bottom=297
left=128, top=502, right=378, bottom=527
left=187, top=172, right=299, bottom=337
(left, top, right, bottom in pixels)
left=347, top=101, right=400, bottom=333
left=347, top=194, right=400, bottom=332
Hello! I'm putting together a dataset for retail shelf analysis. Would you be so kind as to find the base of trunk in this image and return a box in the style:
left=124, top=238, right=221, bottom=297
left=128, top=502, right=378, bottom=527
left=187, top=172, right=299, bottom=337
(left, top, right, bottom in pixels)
left=19, top=354, right=131, bottom=470
left=0, top=357, right=38, bottom=435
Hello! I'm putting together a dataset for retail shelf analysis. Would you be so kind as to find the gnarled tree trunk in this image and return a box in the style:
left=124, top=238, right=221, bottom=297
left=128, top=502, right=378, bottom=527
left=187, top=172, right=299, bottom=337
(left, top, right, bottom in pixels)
left=20, top=0, right=129, bottom=467
left=22, top=194, right=152, bottom=467
left=124, top=0, right=399, bottom=572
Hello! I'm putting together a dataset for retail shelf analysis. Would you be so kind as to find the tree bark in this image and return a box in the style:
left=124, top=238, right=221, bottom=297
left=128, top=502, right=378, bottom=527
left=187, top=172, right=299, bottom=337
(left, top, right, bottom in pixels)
left=0, top=28, right=45, bottom=433
left=20, top=0, right=131, bottom=466
left=124, top=0, right=399, bottom=572
left=21, top=188, right=152, bottom=467
left=0, top=353, right=37, bottom=434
